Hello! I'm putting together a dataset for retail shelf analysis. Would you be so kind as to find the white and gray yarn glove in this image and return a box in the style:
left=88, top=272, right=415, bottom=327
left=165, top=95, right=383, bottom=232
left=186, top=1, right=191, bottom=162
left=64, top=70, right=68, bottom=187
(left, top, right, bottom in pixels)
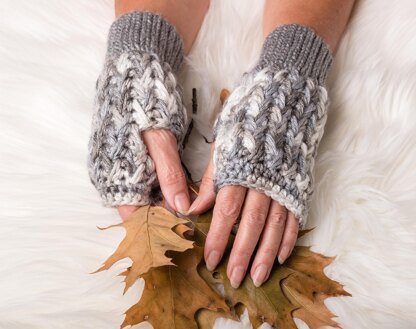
left=87, top=11, right=187, bottom=207
left=212, top=24, right=333, bottom=228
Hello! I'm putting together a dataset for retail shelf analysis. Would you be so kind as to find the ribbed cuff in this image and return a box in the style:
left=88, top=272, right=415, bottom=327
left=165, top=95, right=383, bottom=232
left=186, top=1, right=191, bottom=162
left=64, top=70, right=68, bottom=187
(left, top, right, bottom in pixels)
left=100, top=184, right=152, bottom=207
left=107, top=11, right=185, bottom=73
left=253, top=23, right=333, bottom=85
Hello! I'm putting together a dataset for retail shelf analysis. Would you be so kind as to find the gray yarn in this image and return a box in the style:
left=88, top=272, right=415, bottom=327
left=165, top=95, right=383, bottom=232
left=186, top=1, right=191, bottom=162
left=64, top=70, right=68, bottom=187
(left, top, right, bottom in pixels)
left=107, top=11, right=184, bottom=73
left=212, top=24, right=333, bottom=228
left=253, top=24, right=333, bottom=85
left=87, top=11, right=187, bottom=207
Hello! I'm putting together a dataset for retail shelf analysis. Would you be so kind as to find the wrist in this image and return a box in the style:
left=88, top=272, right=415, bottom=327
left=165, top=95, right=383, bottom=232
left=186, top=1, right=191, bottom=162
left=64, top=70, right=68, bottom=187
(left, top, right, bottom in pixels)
left=252, top=23, right=333, bottom=85
left=107, top=11, right=185, bottom=73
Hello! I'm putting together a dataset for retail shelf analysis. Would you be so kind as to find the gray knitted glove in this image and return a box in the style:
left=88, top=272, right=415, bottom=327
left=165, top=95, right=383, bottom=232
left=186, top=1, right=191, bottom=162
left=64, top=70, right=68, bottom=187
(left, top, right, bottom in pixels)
left=87, top=11, right=187, bottom=207
left=212, top=24, right=333, bottom=228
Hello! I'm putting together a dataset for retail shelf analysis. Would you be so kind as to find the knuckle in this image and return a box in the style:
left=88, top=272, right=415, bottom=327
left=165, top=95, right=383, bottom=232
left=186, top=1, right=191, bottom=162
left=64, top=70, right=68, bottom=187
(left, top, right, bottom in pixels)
left=200, top=172, right=213, bottom=188
left=206, top=232, right=225, bottom=250
left=243, top=208, right=267, bottom=227
left=143, top=128, right=176, bottom=146
left=261, top=246, right=279, bottom=257
left=286, top=225, right=299, bottom=239
left=233, top=247, right=253, bottom=260
left=154, top=128, right=176, bottom=142
left=288, top=227, right=299, bottom=238
left=268, top=212, right=287, bottom=229
left=216, top=199, right=241, bottom=220
left=161, top=169, right=186, bottom=187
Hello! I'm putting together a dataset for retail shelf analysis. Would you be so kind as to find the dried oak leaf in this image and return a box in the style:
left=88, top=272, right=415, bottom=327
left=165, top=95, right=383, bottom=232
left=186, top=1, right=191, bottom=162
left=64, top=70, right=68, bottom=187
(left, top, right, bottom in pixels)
left=91, top=205, right=194, bottom=294
left=193, top=212, right=351, bottom=329
left=119, top=245, right=231, bottom=329
left=281, top=246, right=351, bottom=329
left=195, top=308, right=239, bottom=329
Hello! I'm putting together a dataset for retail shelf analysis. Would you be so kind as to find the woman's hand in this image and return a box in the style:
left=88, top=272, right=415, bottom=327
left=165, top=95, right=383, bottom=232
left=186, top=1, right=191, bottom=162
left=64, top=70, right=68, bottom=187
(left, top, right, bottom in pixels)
left=117, top=129, right=191, bottom=221
left=186, top=143, right=299, bottom=288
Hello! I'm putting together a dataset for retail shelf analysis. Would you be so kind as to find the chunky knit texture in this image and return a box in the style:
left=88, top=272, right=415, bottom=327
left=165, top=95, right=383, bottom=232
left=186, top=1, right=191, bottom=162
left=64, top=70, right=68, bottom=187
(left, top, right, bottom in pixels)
left=87, top=11, right=187, bottom=207
left=212, top=24, right=333, bottom=228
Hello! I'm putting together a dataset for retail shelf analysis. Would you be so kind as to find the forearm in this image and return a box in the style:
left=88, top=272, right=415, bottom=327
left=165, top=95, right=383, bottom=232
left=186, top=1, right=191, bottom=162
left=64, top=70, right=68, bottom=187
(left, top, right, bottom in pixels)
left=115, top=0, right=210, bottom=55
left=263, top=0, right=357, bottom=53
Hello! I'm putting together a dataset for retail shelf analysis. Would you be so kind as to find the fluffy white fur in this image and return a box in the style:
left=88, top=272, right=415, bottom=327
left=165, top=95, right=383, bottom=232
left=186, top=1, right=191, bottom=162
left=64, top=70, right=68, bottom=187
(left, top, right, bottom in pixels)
left=1, top=0, right=415, bottom=328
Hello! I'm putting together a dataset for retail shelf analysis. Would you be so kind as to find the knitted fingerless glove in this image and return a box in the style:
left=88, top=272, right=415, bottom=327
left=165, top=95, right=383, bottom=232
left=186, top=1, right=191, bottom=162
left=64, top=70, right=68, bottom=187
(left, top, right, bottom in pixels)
left=87, top=11, right=187, bottom=206
left=212, top=24, right=333, bottom=228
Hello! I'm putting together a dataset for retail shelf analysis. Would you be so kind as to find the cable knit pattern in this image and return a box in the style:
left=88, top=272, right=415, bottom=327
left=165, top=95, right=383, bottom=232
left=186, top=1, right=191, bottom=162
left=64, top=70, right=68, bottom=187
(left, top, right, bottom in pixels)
left=87, top=11, right=187, bottom=207
left=212, top=24, right=333, bottom=228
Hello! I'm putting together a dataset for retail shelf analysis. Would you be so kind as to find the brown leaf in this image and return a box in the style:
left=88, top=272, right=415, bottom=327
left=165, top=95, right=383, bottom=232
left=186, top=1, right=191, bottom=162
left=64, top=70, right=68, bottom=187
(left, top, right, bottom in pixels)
left=220, top=88, right=230, bottom=104
left=93, top=189, right=350, bottom=329
left=119, top=245, right=231, bottom=329
left=200, top=251, right=298, bottom=328
left=196, top=308, right=238, bottom=329
left=298, top=227, right=315, bottom=238
left=193, top=211, right=351, bottom=329
left=282, top=247, right=351, bottom=329
left=91, top=205, right=194, bottom=294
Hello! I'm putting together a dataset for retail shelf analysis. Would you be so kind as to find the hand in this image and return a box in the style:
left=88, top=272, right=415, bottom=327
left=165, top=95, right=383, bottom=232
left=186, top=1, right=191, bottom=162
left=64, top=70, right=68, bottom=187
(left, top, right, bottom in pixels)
left=117, top=129, right=191, bottom=221
left=187, top=143, right=300, bottom=288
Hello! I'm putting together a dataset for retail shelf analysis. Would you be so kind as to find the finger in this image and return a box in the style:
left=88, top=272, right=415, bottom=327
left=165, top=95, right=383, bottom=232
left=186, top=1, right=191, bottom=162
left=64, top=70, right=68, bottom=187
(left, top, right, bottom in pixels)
left=227, top=189, right=271, bottom=288
left=249, top=200, right=288, bottom=287
left=117, top=205, right=139, bottom=221
left=277, top=211, right=300, bottom=264
left=204, top=185, right=247, bottom=272
left=142, top=129, right=190, bottom=214
left=187, top=143, right=216, bottom=215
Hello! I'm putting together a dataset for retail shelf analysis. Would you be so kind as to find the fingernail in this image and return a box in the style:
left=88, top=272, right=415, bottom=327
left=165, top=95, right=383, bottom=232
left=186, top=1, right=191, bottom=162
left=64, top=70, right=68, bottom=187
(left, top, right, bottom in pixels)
left=206, top=250, right=221, bottom=271
left=253, top=264, right=269, bottom=287
left=174, top=192, right=190, bottom=214
left=278, top=255, right=285, bottom=265
left=182, top=198, right=200, bottom=215
left=230, top=266, right=245, bottom=289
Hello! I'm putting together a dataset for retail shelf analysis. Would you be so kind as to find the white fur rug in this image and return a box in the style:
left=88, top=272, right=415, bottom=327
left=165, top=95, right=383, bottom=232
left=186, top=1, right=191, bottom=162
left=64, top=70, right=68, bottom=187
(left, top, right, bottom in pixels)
left=1, top=0, right=415, bottom=328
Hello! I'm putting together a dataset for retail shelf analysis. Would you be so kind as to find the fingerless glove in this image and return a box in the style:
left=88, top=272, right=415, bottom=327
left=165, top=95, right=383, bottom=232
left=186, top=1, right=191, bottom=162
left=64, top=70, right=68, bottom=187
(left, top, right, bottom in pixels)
left=87, top=11, right=187, bottom=206
left=212, top=24, right=333, bottom=228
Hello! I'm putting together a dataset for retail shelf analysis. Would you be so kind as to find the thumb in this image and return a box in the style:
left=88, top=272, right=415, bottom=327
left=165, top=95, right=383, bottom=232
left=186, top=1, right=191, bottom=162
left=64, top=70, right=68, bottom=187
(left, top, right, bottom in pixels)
left=143, top=129, right=191, bottom=214
left=186, top=143, right=216, bottom=215
left=118, top=205, right=139, bottom=221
